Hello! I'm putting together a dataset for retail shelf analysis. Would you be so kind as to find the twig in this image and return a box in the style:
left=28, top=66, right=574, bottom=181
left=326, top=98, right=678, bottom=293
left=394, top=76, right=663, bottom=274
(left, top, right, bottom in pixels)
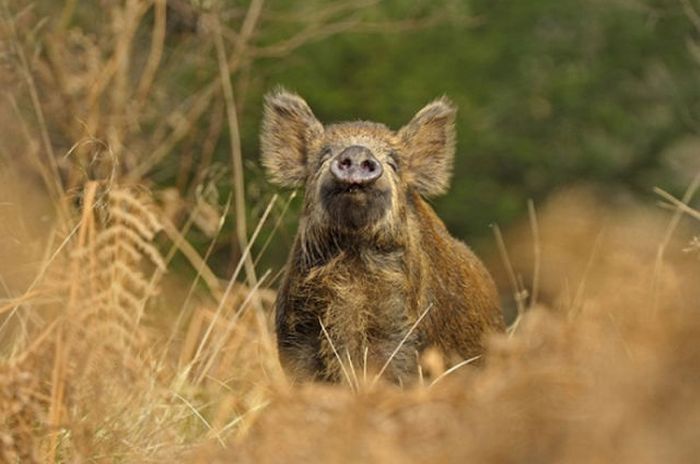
left=319, top=316, right=354, bottom=388
left=212, top=16, right=257, bottom=292
left=188, top=99, right=225, bottom=192
left=345, top=348, right=360, bottom=390
left=171, top=391, right=225, bottom=447
left=47, top=181, right=98, bottom=460
left=493, top=224, right=527, bottom=317
left=160, top=217, right=223, bottom=298
left=195, top=269, right=272, bottom=385
left=570, top=230, right=604, bottom=318
left=252, top=4, right=469, bottom=59
left=136, top=0, right=167, bottom=103
left=654, top=184, right=700, bottom=222
left=130, top=82, right=218, bottom=180
left=190, top=194, right=277, bottom=368
left=227, top=0, right=265, bottom=66
left=429, top=355, right=481, bottom=388
left=262, top=0, right=378, bottom=23
left=527, top=199, right=541, bottom=310
left=215, top=400, right=270, bottom=437
left=160, top=194, right=233, bottom=368
left=251, top=17, right=362, bottom=58
left=681, top=0, right=700, bottom=33
left=1, top=1, right=68, bottom=222
left=253, top=191, right=297, bottom=267
left=652, top=172, right=700, bottom=312
left=372, top=302, right=434, bottom=386
left=108, top=0, right=150, bottom=159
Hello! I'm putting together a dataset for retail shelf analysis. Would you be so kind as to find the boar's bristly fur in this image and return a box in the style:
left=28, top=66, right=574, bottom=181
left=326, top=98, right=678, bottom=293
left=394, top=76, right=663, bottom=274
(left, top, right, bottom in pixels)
left=261, top=88, right=504, bottom=384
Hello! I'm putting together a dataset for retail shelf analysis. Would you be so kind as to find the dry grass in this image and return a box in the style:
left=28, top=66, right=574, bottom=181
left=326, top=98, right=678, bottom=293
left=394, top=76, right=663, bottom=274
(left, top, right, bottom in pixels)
left=0, top=173, right=282, bottom=462
left=3, top=149, right=698, bottom=464
left=1, top=1, right=700, bottom=463
left=195, top=184, right=700, bottom=464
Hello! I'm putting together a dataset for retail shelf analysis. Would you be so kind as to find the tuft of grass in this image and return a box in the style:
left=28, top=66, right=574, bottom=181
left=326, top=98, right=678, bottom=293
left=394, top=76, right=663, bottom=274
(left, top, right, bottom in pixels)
left=196, top=184, right=700, bottom=464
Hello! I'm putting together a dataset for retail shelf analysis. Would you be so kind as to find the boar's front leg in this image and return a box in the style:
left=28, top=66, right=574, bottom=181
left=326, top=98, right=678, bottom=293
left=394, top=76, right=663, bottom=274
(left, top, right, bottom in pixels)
left=275, top=299, right=324, bottom=382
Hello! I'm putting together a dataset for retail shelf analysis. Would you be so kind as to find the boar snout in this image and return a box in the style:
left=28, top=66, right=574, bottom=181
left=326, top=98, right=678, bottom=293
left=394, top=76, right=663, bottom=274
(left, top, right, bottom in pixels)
left=330, top=145, right=383, bottom=186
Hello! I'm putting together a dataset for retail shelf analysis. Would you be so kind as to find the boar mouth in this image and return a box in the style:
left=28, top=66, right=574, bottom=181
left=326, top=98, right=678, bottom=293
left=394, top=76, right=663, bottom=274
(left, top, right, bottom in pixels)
left=324, top=180, right=376, bottom=196
left=342, top=183, right=368, bottom=194
left=320, top=181, right=391, bottom=229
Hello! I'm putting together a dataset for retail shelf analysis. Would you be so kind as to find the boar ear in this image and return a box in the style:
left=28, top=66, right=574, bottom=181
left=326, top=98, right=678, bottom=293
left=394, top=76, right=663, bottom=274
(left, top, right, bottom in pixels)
left=398, top=98, right=456, bottom=197
left=260, top=88, right=324, bottom=188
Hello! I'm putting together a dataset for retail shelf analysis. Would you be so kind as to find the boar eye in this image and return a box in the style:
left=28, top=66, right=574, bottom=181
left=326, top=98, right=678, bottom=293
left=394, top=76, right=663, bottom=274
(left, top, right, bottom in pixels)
left=319, top=147, right=332, bottom=163
left=387, top=151, right=399, bottom=173
left=318, top=147, right=332, bottom=166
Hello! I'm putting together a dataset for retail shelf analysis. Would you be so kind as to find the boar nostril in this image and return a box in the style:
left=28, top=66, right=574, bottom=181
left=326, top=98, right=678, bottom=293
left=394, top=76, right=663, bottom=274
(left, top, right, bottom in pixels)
left=330, top=145, right=383, bottom=185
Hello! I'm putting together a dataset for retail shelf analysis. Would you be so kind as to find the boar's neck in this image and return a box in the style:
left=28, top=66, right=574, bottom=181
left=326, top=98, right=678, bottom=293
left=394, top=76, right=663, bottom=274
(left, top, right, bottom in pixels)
left=295, top=219, right=408, bottom=272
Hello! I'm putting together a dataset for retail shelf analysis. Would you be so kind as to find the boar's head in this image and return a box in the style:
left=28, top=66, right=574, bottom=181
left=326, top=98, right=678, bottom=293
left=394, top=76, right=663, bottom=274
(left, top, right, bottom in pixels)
left=260, top=88, right=456, bottom=237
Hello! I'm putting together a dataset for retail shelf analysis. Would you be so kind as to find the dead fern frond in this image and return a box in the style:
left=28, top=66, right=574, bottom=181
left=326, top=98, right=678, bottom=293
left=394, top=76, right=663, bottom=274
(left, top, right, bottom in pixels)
left=66, top=185, right=165, bottom=351
left=0, top=358, right=46, bottom=464
left=37, top=182, right=181, bottom=460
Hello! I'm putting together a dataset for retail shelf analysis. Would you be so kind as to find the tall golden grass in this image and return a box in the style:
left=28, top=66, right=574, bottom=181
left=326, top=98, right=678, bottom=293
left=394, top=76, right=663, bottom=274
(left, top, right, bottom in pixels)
left=195, top=184, right=700, bottom=464
left=1, top=1, right=700, bottom=463
left=0, top=175, right=283, bottom=462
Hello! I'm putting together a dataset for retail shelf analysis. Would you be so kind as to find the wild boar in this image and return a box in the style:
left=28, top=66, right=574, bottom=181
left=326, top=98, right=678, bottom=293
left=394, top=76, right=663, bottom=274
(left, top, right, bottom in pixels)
left=260, top=88, right=504, bottom=384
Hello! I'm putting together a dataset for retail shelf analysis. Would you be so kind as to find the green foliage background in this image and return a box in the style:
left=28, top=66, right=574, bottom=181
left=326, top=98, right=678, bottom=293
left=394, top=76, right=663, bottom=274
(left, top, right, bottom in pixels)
left=242, top=0, right=699, bottom=265
left=33, top=0, right=700, bottom=272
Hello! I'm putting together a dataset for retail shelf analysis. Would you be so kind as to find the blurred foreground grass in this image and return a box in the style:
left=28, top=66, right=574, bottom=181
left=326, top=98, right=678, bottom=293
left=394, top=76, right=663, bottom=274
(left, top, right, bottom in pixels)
left=1, top=1, right=700, bottom=462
